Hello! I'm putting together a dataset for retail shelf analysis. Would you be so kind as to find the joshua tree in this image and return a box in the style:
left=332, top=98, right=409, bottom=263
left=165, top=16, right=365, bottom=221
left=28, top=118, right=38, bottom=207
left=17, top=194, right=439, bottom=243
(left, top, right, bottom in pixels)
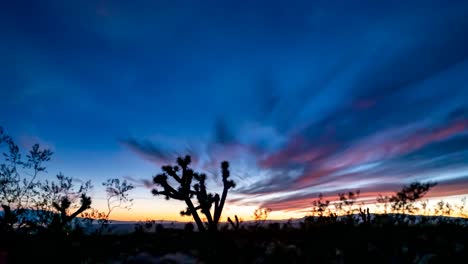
left=0, top=127, right=134, bottom=234
left=227, top=215, right=241, bottom=230
left=50, top=194, right=92, bottom=232
left=358, top=207, right=371, bottom=225
left=38, top=174, right=93, bottom=233
left=151, top=155, right=235, bottom=232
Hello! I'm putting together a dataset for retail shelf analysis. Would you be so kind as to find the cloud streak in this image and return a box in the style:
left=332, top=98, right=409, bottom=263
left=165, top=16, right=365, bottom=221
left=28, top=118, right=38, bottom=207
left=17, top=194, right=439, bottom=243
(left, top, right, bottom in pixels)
left=3, top=0, right=468, bottom=216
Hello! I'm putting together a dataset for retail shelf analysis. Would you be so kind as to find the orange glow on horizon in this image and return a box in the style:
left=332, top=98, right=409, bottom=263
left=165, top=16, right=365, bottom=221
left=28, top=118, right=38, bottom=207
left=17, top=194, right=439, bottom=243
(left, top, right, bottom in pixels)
left=103, top=194, right=468, bottom=222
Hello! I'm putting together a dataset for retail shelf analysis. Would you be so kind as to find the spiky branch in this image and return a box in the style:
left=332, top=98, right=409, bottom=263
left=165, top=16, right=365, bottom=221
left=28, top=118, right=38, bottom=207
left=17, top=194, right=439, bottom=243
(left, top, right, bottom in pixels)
left=51, top=194, right=91, bottom=230
left=151, top=155, right=235, bottom=232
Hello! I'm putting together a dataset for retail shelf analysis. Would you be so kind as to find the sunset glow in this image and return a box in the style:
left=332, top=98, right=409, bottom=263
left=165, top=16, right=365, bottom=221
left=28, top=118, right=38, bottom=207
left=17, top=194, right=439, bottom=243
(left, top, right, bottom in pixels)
left=2, top=0, right=468, bottom=222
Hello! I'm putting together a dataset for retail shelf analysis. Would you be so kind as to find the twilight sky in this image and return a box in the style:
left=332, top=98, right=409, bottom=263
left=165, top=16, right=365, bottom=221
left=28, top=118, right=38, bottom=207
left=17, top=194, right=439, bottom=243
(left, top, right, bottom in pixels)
left=1, top=0, right=468, bottom=221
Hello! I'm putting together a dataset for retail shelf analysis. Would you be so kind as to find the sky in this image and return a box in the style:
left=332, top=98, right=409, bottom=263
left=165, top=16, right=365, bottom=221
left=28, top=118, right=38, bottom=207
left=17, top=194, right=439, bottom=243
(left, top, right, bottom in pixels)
left=1, top=0, right=468, bottom=221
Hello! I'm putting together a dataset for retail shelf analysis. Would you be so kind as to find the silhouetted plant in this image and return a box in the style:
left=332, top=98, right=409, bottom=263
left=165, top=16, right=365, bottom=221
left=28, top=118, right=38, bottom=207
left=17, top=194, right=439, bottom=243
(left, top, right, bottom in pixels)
left=434, top=200, right=453, bottom=216
left=376, top=194, right=391, bottom=214
left=151, top=155, right=235, bottom=232
left=254, top=207, right=272, bottom=228
left=0, top=204, right=20, bottom=233
left=311, top=194, right=330, bottom=218
left=336, top=190, right=360, bottom=224
left=417, top=199, right=431, bottom=224
left=371, top=182, right=438, bottom=225
left=227, top=215, right=241, bottom=230
left=38, top=174, right=93, bottom=233
left=456, top=197, right=467, bottom=218
left=1, top=127, right=134, bottom=236
left=103, top=178, right=134, bottom=217
left=358, top=207, right=371, bottom=225
left=308, top=193, right=339, bottom=225
left=92, top=178, right=134, bottom=234
left=303, top=193, right=337, bottom=227
left=420, top=199, right=429, bottom=215
left=389, top=182, right=437, bottom=215
left=133, top=219, right=156, bottom=234
left=145, top=220, right=156, bottom=231
left=0, top=127, right=52, bottom=232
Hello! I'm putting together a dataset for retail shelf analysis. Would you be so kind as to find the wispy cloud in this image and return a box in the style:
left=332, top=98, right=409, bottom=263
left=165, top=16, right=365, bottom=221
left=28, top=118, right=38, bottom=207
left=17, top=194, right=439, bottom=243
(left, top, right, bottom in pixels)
left=4, top=0, right=468, bottom=216
left=120, top=138, right=174, bottom=165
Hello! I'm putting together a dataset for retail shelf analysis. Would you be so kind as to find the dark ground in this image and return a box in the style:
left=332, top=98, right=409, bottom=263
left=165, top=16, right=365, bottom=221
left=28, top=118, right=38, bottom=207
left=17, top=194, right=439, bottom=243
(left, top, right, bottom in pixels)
left=1, top=223, right=467, bottom=263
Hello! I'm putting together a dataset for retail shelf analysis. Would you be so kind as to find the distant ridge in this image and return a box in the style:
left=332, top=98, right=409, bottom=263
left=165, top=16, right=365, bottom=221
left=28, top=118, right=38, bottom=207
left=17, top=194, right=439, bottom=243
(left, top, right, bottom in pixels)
left=2, top=210, right=467, bottom=234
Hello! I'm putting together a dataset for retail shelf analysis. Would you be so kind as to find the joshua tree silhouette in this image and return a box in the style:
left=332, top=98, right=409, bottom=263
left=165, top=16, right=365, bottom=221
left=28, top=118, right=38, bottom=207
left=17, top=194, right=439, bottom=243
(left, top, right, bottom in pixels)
left=50, top=194, right=91, bottom=232
left=151, top=155, right=235, bottom=232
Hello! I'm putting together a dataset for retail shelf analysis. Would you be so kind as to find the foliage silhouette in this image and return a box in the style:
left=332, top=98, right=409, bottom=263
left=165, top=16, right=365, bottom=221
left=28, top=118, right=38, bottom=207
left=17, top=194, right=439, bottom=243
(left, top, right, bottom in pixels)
left=253, top=207, right=272, bottom=228
left=228, top=215, right=241, bottom=230
left=336, top=190, right=361, bottom=224
left=389, top=182, right=437, bottom=214
left=151, top=155, right=235, bottom=232
left=38, top=174, right=93, bottom=233
left=0, top=127, right=134, bottom=236
left=0, top=127, right=52, bottom=232
left=306, top=193, right=338, bottom=226
left=1, top=126, right=468, bottom=263
left=358, top=207, right=371, bottom=224
left=91, top=178, right=135, bottom=234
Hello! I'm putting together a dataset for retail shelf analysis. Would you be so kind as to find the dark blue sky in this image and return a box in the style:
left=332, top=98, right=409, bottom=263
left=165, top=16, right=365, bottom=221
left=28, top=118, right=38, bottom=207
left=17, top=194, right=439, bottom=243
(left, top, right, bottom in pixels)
left=1, top=0, right=468, bottom=219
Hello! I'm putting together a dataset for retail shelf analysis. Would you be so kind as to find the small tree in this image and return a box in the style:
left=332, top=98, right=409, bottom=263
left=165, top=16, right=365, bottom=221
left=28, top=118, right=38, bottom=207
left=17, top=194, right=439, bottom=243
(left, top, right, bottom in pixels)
left=151, top=155, right=235, bottom=232
left=376, top=194, right=391, bottom=214
left=390, top=182, right=437, bottom=215
left=434, top=200, right=453, bottom=216
left=0, top=127, right=134, bottom=235
left=77, top=178, right=135, bottom=235
left=455, top=197, right=467, bottom=218
left=38, top=174, right=93, bottom=233
left=336, top=190, right=360, bottom=224
left=102, top=178, right=134, bottom=218
left=0, top=127, right=52, bottom=232
left=306, top=193, right=337, bottom=225
left=311, top=194, right=331, bottom=218
left=93, top=178, right=134, bottom=233
left=253, top=207, right=272, bottom=228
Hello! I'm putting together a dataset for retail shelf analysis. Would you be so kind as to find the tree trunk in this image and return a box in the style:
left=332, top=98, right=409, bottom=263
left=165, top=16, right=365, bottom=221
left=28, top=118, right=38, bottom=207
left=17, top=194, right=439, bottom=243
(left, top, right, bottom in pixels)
left=185, top=198, right=205, bottom=232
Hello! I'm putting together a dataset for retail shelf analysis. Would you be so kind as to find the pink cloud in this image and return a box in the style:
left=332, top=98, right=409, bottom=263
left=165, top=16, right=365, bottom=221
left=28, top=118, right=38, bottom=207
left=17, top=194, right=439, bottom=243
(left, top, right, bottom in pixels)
left=258, top=136, right=332, bottom=168
left=261, top=190, right=393, bottom=212
left=295, top=168, right=337, bottom=187
left=295, top=119, right=468, bottom=187
left=337, top=120, right=466, bottom=168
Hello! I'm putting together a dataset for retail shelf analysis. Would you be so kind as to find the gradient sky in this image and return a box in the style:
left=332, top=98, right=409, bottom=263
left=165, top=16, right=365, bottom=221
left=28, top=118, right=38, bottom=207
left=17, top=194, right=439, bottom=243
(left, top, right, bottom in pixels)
left=1, top=0, right=468, bottom=221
